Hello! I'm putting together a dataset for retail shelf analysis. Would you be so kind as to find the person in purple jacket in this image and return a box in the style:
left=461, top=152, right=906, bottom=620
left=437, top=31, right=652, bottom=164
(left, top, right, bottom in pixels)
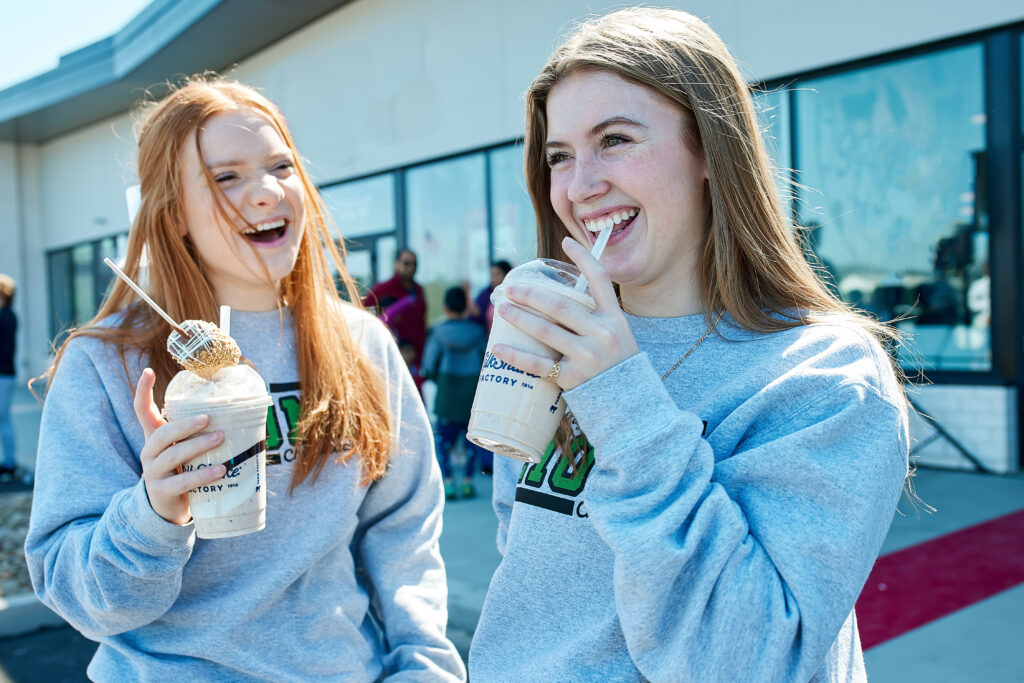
left=469, top=260, right=513, bottom=333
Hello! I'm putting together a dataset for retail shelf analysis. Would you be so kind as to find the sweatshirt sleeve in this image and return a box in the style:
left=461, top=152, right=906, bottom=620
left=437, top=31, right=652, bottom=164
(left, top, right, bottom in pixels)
left=490, top=453, right=519, bottom=557
left=24, top=339, right=195, bottom=638
left=355, top=330, right=466, bottom=682
left=563, top=349, right=908, bottom=682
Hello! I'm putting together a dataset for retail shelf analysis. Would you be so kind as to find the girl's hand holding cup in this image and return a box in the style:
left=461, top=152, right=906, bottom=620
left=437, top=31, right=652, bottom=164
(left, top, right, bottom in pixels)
left=493, top=236, right=639, bottom=390
left=133, top=368, right=225, bottom=526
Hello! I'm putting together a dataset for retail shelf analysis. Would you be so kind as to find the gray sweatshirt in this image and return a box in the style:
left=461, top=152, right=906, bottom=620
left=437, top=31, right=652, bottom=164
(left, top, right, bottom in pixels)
left=26, top=305, right=466, bottom=682
left=469, top=312, right=908, bottom=682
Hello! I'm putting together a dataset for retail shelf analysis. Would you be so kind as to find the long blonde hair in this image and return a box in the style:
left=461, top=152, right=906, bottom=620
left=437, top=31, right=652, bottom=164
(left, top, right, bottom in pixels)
left=525, top=8, right=905, bottom=456
left=41, top=76, right=392, bottom=488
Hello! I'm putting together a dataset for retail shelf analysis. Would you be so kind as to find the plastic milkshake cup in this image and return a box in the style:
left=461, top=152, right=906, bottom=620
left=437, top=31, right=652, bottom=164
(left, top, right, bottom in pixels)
left=467, top=259, right=596, bottom=463
left=164, top=364, right=273, bottom=539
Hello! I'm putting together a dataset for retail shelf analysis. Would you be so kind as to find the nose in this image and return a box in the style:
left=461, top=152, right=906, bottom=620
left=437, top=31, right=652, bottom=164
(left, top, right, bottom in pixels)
left=248, top=173, right=286, bottom=208
left=566, top=156, right=609, bottom=205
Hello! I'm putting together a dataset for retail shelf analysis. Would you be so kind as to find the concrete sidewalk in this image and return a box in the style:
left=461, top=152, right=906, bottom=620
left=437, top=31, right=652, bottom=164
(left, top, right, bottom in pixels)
left=1, top=374, right=1021, bottom=680
left=1, top=468, right=1023, bottom=680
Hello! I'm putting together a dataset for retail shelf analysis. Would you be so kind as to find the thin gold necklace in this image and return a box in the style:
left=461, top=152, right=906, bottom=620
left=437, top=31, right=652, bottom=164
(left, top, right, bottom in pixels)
left=619, top=299, right=723, bottom=380
left=659, top=311, right=722, bottom=380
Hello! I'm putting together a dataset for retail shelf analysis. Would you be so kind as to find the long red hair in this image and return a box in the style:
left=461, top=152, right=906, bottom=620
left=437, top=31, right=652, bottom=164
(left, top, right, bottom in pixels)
left=40, top=75, right=392, bottom=488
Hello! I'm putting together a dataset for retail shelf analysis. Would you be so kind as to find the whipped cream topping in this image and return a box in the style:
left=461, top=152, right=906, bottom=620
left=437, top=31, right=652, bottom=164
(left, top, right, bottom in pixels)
left=165, top=364, right=269, bottom=405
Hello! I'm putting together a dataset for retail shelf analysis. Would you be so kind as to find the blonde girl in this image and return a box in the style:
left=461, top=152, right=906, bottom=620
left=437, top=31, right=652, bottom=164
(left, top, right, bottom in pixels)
left=469, top=9, right=907, bottom=682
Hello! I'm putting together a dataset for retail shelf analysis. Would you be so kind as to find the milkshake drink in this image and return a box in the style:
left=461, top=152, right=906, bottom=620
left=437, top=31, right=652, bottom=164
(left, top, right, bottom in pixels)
left=164, top=364, right=273, bottom=539
left=467, top=259, right=595, bottom=462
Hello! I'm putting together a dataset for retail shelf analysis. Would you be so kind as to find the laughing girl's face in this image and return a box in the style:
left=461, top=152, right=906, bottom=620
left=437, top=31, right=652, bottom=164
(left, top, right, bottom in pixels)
left=545, top=70, right=709, bottom=315
left=180, top=109, right=305, bottom=311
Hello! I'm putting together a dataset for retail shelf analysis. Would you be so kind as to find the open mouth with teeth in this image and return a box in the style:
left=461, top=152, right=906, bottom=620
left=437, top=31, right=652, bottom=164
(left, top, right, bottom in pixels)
left=584, top=208, right=638, bottom=237
left=242, top=218, right=288, bottom=245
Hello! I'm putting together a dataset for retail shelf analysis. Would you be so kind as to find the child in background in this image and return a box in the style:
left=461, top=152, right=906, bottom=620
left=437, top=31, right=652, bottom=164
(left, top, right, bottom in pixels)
left=423, top=286, right=487, bottom=499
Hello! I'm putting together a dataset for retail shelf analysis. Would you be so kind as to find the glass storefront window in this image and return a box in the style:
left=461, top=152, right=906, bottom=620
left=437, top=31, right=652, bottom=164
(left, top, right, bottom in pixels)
left=753, top=87, right=793, bottom=218
left=320, top=173, right=396, bottom=240
left=795, top=44, right=988, bottom=371
left=376, top=235, right=397, bottom=283
left=344, top=249, right=373, bottom=295
left=48, top=233, right=129, bottom=343
left=406, top=154, right=489, bottom=325
left=489, top=144, right=537, bottom=267
left=48, top=249, right=73, bottom=344
left=71, top=244, right=95, bottom=326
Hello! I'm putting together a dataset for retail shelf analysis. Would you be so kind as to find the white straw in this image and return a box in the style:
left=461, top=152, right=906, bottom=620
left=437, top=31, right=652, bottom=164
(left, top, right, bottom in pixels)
left=574, top=227, right=612, bottom=291
left=219, top=305, right=231, bottom=337
left=103, top=257, right=187, bottom=336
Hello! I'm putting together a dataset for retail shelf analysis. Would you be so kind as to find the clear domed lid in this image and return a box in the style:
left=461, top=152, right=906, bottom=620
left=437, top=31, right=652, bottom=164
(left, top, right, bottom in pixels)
left=164, top=363, right=270, bottom=410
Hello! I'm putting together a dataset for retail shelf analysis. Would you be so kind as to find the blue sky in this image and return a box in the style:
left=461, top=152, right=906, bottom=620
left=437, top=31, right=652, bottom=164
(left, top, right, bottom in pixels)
left=1, top=0, right=153, bottom=90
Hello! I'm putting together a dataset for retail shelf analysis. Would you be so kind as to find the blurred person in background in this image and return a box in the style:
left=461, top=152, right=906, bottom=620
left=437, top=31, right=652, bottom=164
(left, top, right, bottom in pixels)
left=363, top=249, right=427, bottom=369
left=0, top=274, right=16, bottom=479
left=423, top=286, right=487, bottom=499
left=470, top=260, right=513, bottom=333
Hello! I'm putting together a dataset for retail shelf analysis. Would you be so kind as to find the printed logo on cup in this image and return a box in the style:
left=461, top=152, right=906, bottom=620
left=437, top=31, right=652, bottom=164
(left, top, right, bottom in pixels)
left=478, top=351, right=541, bottom=391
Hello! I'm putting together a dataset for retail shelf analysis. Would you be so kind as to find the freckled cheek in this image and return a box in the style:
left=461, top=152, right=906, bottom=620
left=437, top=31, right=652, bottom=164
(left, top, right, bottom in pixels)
left=548, top=178, right=574, bottom=221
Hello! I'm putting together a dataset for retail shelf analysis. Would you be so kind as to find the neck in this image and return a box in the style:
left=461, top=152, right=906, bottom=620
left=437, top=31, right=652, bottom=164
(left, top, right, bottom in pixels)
left=619, top=284, right=704, bottom=318
left=214, top=283, right=280, bottom=312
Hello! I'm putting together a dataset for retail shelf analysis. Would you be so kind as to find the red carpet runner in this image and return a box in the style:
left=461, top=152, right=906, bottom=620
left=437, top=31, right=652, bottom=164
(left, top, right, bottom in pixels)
left=856, top=507, right=1024, bottom=650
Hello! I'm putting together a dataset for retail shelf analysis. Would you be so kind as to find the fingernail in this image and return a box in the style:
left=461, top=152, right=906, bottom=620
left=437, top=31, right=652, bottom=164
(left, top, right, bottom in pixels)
left=207, top=431, right=223, bottom=444
left=194, top=414, right=208, bottom=426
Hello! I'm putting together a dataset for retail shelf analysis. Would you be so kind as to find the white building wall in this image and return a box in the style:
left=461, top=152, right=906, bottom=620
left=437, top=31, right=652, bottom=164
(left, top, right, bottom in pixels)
left=38, top=115, right=136, bottom=250
left=227, top=0, right=1024, bottom=183
left=17, top=145, right=47, bottom=380
left=15, top=0, right=1024, bottom=473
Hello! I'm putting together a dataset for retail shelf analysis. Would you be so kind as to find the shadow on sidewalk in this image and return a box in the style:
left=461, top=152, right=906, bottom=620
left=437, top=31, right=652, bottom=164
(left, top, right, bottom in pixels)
left=0, top=623, right=94, bottom=682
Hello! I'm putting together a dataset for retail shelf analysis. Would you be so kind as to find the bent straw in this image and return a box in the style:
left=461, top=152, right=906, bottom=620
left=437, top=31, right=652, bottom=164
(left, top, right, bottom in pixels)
left=574, top=227, right=612, bottom=292
left=103, top=258, right=190, bottom=338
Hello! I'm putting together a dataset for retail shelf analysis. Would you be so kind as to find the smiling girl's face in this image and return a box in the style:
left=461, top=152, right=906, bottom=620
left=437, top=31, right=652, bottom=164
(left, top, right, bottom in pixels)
left=545, top=70, right=709, bottom=315
left=180, top=109, right=306, bottom=311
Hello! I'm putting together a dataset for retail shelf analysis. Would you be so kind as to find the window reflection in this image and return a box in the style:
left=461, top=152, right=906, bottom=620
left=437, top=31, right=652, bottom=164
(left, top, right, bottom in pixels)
left=71, top=244, right=94, bottom=326
left=795, top=44, right=989, bottom=371
left=48, top=233, right=129, bottom=344
left=753, top=87, right=793, bottom=218
left=489, top=144, right=536, bottom=267
left=406, top=154, right=489, bottom=325
left=320, top=174, right=396, bottom=240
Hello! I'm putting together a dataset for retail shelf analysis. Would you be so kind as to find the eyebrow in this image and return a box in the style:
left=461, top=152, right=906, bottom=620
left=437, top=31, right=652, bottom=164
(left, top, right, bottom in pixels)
left=545, top=116, right=646, bottom=148
left=204, top=150, right=294, bottom=169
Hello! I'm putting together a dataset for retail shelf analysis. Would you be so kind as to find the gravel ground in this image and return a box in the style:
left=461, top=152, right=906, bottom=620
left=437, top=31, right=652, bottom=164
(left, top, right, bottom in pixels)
left=0, top=488, right=34, bottom=599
